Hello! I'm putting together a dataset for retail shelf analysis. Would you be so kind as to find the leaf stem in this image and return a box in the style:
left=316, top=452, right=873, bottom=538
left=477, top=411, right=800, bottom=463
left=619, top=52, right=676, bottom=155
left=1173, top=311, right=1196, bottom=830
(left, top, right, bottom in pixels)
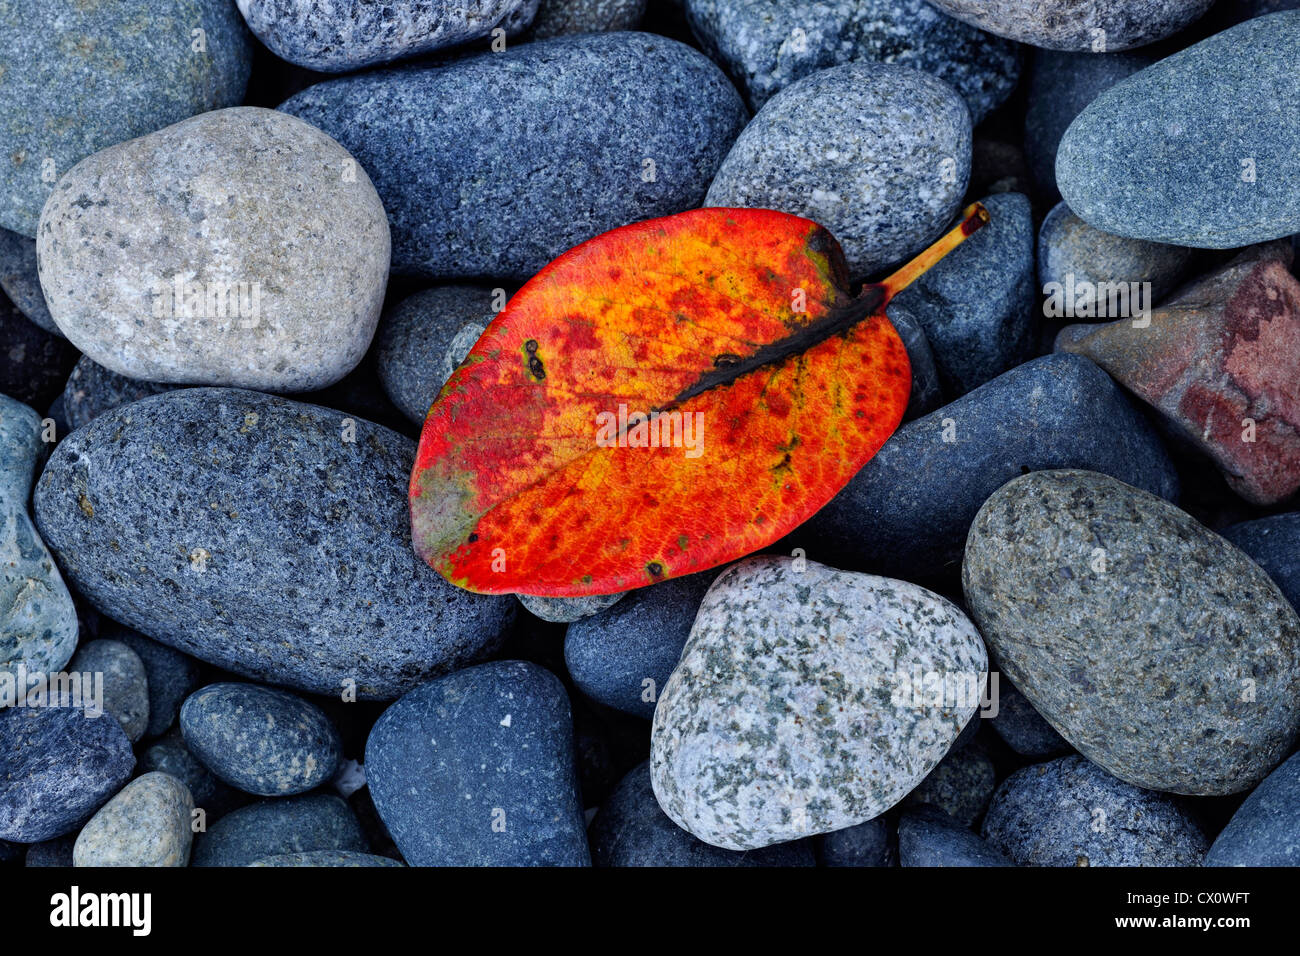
left=879, top=202, right=990, bottom=300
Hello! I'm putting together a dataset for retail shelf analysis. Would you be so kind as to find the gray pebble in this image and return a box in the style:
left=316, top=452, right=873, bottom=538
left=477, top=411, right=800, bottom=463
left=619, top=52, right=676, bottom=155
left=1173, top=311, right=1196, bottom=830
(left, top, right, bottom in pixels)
left=68, top=639, right=150, bottom=743
left=191, top=793, right=366, bottom=867
left=926, top=0, right=1213, bottom=51
left=73, top=772, right=194, bottom=867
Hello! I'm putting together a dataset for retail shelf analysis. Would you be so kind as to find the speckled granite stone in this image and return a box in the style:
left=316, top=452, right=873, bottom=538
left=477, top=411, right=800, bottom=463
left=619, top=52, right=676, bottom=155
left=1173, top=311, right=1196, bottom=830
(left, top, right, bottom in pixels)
left=520, top=592, right=626, bottom=625
left=651, top=556, right=987, bottom=850
left=59, top=357, right=173, bottom=433
left=903, top=742, right=996, bottom=827
left=181, top=682, right=342, bottom=796
left=375, top=286, right=497, bottom=425
left=0, top=230, right=57, bottom=335
left=706, top=62, right=970, bottom=279
left=1058, top=13, right=1300, bottom=247
left=38, top=107, right=389, bottom=392
left=73, top=772, right=194, bottom=867
left=0, top=0, right=253, bottom=237
left=68, top=639, right=150, bottom=743
left=1207, top=750, right=1300, bottom=866
left=565, top=572, right=715, bottom=719
left=1220, top=513, right=1300, bottom=612
left=590, top=761, right=815, bottom=866
left=1, top=294, right=78, bottom=411
left=964, top=470, right=1300, bottom=795
left=0, top=706, right=135, bottom=842
left=366, top=660, right=591, bottom=866
left=281, top=32, right=747, bottom=280
left=982, top=756, right=1207, bottom=866
left=248, top=850, right=403, bottom=866
left=798, top=354, right=1179, bottom=580
left=926, top=0, right=1212, bottom=51
left=532, top=0, right=644, bottom=37
left=191, top=793, right=366, bottom=867
left=1, top=395, right=78, bottom=681
left=105, top=625, right=201, bottom=739
left=33, top=388, right=516, bottom=699
left=892, top=192, right=1036, bottom=397
left=899, top=805, right=1013, bottom=866
left=684, top=0, right=1019, bottom=119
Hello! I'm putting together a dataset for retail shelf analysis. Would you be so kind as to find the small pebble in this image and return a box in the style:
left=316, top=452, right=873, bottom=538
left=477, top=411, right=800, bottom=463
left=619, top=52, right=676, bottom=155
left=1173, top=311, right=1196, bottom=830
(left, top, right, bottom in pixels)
left=73, top=771, right=194, bottom=867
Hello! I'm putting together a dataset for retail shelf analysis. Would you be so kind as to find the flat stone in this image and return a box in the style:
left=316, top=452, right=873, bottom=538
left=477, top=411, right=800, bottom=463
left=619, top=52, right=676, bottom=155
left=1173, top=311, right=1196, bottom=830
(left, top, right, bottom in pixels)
left=280, top=32, right=747, bottom=280
left=1057, top=13, right=1300, bottom=247
left=982, top=756, right=1208, bottom=866
left=651, top=556, right=987, bottom=850
left=191, top=793, right=366, bottom=867
left=1207, top=750, right=1300, bottom=866
left=1056, top=242, right=1300, bottom=505
left=366, top=660, right=591, bottom=865
left=706, top=62, right=969, bottom=279
left=0, top=0, right=252, bottom=237
left=38, top=107, right=390, bottom=392
left=72, top=771, right=193, bottom=867
left=33, top=388, right=516, bottom=699
left=926, top=0, right=1213, bottom=51
left=68, top=639, right=150, bottom=743
left=964, top=469, right=1300, bottom=795
left=181, top=682, right=342, bottom=796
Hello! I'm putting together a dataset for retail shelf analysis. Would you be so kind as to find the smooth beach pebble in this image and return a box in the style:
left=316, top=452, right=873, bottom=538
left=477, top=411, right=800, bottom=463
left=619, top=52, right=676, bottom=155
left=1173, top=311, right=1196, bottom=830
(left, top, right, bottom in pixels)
left=280, top=32, right=747, bottom=280
left=520, top=592, right=626, bottom=625
left=1207, top=751, right=1300, bottom=866
left=817, top=816, right=895, bottom=868
left=67, top=639, right=150, bottom=744
left=72, top=772, right=194, bottom=867
left=706, top=62, right=970, bottom=279
left=925, top=0, right=1213, bottom=51
left=180, top=682, right=342, bottom=796
left=964, top=470, right=1300, bottom=795
left=37, top=107, right=390, bottom=392
left=899, top=805, right=1014, bottom=867
left=191, top=793, right=366, bottom=867
left=650, top=556, right=987, bottom=850
left=32, top=388, right=516, bottom=699
left=247, top=850, right=403, bottom=867
left=106, top=626, right=201, bottom=740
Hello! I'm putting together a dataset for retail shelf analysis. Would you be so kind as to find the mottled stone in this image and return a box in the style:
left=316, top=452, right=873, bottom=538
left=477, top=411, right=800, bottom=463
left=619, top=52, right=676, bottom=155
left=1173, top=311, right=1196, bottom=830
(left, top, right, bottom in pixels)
left=982, top=756, right=1208, bottom=866
left=0, top=706, right=135, bottom=842
left=281, top=33, right=747, bottom=280
left=105, top=625, right=201, bottom=739
left=1056, top=242, right=1300, bottom=505
left=0, top=0, right=253, bottom=237
left=899, top=805, right=1014, bottom=867
left=367, top=660, right=590, bottom=866
left=798, top=354, right=1179, bottom=580
left=1, top=294, right=78, bottom=411
left=181, top=682, right=342, bottom=796
left=817, top=816, right=895, bottom=867
left=927, top=0, right=1213, bottom=51
left=1220, top=513, right=1300, bottom=612
left=886, top=304, right=944, bottom=420
left=892, top=192, right=1036, bottom=397
left=903, top=742, right=996, bottom=827
left=248, top=850, right=403, bottom=867
left=1207, top=750, right=1300, bottom=866
left=520, top=592, right=625, bottom=625
left=1, top=395, right=78, bottom=681
left=68, top=639, right=150, bottom=743
left=33, top=388, right=516, bottom=699
left=590, top=761, right=815, bottom=866
left=990, top=676, right=1071, bottom=758
left=73, top=772, right=193, bottom=867
left=706, top=62, right=970, bottom=278
left=683, top=0, right=1019, bottom=119
left=532, top=0, right=644, bottom=37
left=60, top=357, right=173, bottom=433
left=0, top=229, right=56, bottom=335
left=375, top=286, right=497, bottom=425
left=651, top=556, right=987, bottom=850
left=964, top=470, right=1300, bottom=795
left=191, top=793, right=366, bottom=867
left=237, top=0, right=539, bottom=71
left=38, top=107, right=389, bottom=392
left=1038, top=201, right=1198, bottom=312
left=565, top=572, right=715, bottom=718
left=1058, top=14, right=1300, bottom=247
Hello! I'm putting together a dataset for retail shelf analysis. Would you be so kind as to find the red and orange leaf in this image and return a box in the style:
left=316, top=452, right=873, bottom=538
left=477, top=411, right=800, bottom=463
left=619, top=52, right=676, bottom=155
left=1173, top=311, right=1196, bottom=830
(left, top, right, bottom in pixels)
left=410, top=204, right=988, bottom=596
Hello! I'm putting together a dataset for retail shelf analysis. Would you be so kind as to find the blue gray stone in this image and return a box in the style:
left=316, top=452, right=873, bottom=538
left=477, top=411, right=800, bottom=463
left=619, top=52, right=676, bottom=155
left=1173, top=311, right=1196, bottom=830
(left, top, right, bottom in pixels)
left=1220, top=513, right=1300, bottom=613
left=564, top=572, right=716, bottom=718
left=705, top=62, right=970, bottom=279
left=281, top=32, right=747, bottom=280
left=248, top=850, right=403, bottom=866
left=105, top=625, right=201, bottom=739
left=191, top=793, right=366, bottom=867
left=181, top=682, right=342, bottom=797
left=367, top=660, right=591, bottom=866
left=0, top=706, right=135, bottom=842
left=68, top=639, right=150, bottom=744
left=926, top=0, right=1213, bottom=51
left=1058, top=13, right=1300, bottom=247
left=982, top=756, right=1208, bottom=866
left=899, top=805, right=1014, bottom=867
left=520, top=592, right=625, bottom=625
left=532, top=0, right=644, bottom=37
left=33, top=388, right=516, bottom=699
left=892, top=193, right=1036, bottom=397
left=0, top=229, right=56, bottom=335
left=237, top=0, right=539, bottom=72
left=590, top=762, right=815, bottom=866
left=60, top=357, right=173, bottom=434
left=683, top=0, right=1020, bottom=120
left=0, top=0, right=253, bottom=237
left=798, top=353, right=1180, bottom=581
left=818, top=816, right=895, bottom=867
left=1207, top=750, right=1300, bottom=866
left=886, top=305, right=945, bottom=420
left=2, top=394, right=78, bottom=681
left=139, top=731, right=242, bottom=820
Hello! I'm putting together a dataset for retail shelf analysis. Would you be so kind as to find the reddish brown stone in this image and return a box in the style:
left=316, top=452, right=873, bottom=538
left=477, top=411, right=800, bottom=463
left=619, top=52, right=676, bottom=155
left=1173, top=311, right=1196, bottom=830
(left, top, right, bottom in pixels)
left=1056, top=241, right=1300, bottom=505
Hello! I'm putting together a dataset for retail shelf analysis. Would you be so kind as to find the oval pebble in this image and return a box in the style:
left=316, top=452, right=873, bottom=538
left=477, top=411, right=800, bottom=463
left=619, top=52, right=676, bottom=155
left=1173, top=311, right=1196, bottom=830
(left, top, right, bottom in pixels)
left=106, top=625, right=201, bottom=739
left=191, top=793, right=366, bottom=867
left=68, top=639, right=150, bottom=743
left=926, top=0, right=1213, bottom=51
left=73, top=772, right=194, bottom=867
left=1207, top=750, right=1300, bottom=866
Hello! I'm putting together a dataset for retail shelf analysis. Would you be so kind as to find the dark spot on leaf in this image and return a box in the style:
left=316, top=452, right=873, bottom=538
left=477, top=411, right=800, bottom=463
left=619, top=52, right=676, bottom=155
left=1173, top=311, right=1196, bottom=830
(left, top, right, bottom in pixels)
left=467, top=533, right=479, bottom=543
left=646, top=562, right=663, bottom=577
